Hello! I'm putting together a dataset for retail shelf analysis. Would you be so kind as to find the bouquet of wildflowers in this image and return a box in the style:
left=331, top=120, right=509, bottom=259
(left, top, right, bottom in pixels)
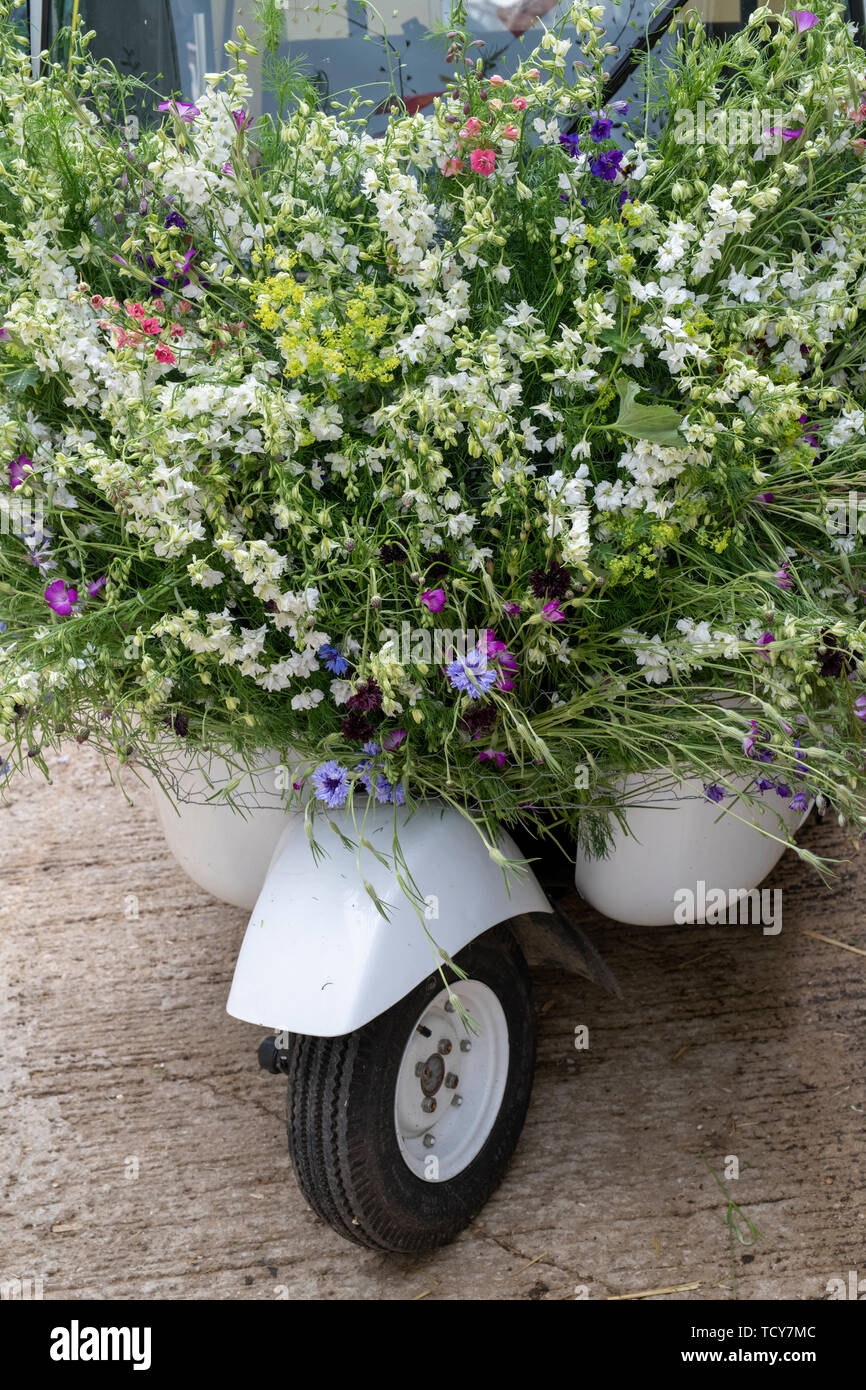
left=3, top=0, right=866, bottom=864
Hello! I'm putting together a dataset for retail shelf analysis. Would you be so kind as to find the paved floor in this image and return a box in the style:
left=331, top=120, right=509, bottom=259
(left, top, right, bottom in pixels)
left=1, top=743, right=864, bottom=1300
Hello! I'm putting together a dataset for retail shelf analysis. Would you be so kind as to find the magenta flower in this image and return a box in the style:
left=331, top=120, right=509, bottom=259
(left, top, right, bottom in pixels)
left=790, top=10, right=818, bottom=31
left=421, top=587, right=446, bottom=613
left=502, top=601, right=521, bottom=616
left=9, top=453, right=33, bottom=489
left=382, top=728, right=407, bottom=750
left=44, top=580, right=78, bottom=615
left=231, top=108, right=250, bottom=132
left=482, top=630, right=518, bottom=691
left=86, top=575, right=107, bottom=597
left=757, top=631, right=775, bottom=659
left=754, top=492, right=774, bottom=505
left=855, top=695, right=866, bottom=721
left=773, top=564, right=792, bottom=590
left=0, top=326, right=9, bottom=340
left=541, top=599, right=566, bottom=622
left=478, top=749, right=507, bottom=769
left=469, top=148, right=496, bottom=177
left=157, top=99, right=200, bottom=123
left=768, top=126, right=804, bottom=140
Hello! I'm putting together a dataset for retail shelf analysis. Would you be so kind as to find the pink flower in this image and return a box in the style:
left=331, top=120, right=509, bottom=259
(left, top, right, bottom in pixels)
left=462, top=116, right=483, bottom=136
left=86, top=575, right=107, bottom=597
left=157, top=99, right=200, bottom=123
left=44, top=580, right=78, bottom=615
left=141, top=317, right=162, bottom=335
left=502, top=601, right=521, bottom=616
left=383, top=728, right=407, bottom=750
left=478, top=749, right=507, bottom=769
left=127, top=302, right=146, bottom=321
left=421, top=587, right=446, bottom=613
left=501, top=124, right=520, bottom=141
left=231, top=107, right=250, bottom=132
left=489, top=75, right=505, bottom=87
left=790, top=10, right=818, bottom=31
left=542, top=599, right=565, bottom=622
left=774, top=564, right=792, bottom=590
left=511, top=96, right=528, bottom=111
left=442, top=157, right=465, bottom=177
left=469, top=148, right=496, bottom=176
left=154, top=344, right=176, bottom=364
left=9, top=453, right=33, bottom=489
left=526, top=69, right=540, bottom=81
left=222, top=161, right=236, bottom=178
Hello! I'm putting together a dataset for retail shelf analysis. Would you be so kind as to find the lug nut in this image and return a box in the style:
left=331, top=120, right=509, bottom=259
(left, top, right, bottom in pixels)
left=460, top=1039, right=472, bottom=1052
left=423, top=1133, right=436, bottom=1147
left=414, top=1061, right=425, bottom=1077
left=421, top=1097, right=436, bottom=1113
left=445, top=1072, right=459, bottom=1089
left=438, top=1038, right=452, bottom=1055
left=451, top=1094, right=463, bottom=1107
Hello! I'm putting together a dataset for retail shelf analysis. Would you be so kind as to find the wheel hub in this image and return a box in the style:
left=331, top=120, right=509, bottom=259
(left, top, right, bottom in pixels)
left=394, top=980, right=509, bottom=1182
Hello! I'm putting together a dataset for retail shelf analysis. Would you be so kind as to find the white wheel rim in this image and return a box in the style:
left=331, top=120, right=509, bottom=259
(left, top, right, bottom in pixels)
left=394, top=980, right=509, bottom=1182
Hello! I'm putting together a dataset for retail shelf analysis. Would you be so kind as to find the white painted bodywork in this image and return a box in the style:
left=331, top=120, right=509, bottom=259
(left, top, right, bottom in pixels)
left=226, top=802, right=551, bottom=1036
left=573, top=772, right=809, bottom=925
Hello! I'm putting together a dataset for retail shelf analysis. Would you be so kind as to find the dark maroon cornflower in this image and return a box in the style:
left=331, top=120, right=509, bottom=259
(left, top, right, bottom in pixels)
left=460, top=704, right=497, bottom=740
left=163, top=713, right=189, bottom=737
left=424, top=550, right=451, bottom=580
left=380, top=541, right=407, bottom=565
left=529, top=562, right=571, bottom=599
left=346, top=679, right=383, bottom=713
left=341, top=711, right=375, bottom=741
left=817, top=631, right=853, bottom=678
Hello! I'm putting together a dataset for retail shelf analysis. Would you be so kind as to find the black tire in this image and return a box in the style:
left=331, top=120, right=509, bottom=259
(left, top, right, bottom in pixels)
left=285, top=923, right=536, bottom=1253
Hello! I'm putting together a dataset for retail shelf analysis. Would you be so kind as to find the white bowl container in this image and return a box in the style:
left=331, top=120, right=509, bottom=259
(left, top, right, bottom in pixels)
left=146, top=746, right=304, bottom=909
left=573, top=772, right=809, bottom=926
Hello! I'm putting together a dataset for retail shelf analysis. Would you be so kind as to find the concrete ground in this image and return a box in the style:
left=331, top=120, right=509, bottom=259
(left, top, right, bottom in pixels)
left=1, top=742, right=864, bottom=1301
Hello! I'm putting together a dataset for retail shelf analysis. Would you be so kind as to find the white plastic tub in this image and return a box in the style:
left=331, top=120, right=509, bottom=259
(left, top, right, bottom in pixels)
left=573, top=772, right=809, bottom=926
left=146, top=746, right=303, bottom=909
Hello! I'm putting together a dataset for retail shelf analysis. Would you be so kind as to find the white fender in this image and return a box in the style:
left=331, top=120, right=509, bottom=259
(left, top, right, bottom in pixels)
left=226, top=802, right=551, bottom=1036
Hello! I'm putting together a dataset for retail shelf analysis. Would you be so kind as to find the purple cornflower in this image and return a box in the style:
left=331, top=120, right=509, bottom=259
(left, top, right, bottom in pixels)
left=446, top=647, right=497, bottom=699
left=559, top=131, right=580, bottom=158
left=789, top=792, right=809, bottom=812
left=86, top=575, right=107, bottom=597
left=164, top=210, right=188, bottom=231
left=9, top=454, right=33, bottom=489
left=756, top=778, right=776, bottom=793
left=855, top=694, right=866, bottom=720
left=44, top=580, right=78, bottom=615
left=312, top=760, right=351, bottom=808
left=502, top=601, right=521, bottom=617
left=157, top=99, right=200, bottom=123
left=774, top=783, right=793, bottom=800
left=317, top=643, right=349, bottom=675
left=704, top=783, right=725, bottom=803
left=589, top=116, right=613, bottom=143
left=590, top=149, right=624, bottom=181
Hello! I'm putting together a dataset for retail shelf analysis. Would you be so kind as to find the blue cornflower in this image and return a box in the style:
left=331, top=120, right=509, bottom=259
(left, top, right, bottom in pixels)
left=312, top=760, right=350, bottom=808
left=372, top=772, right=405, bottom=806
left=704, top=783, right=725, bottom=804
left=589, top=117, right=613, bottom=143
left=446, top=648, right=497, bottom=699
left=558, top=131, right=580, bottom=158
left=789, top=792, right=809, bottom=812
left=317, top=643, right=349, bottom=676
left=590, top=149, right=624, bottom=182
